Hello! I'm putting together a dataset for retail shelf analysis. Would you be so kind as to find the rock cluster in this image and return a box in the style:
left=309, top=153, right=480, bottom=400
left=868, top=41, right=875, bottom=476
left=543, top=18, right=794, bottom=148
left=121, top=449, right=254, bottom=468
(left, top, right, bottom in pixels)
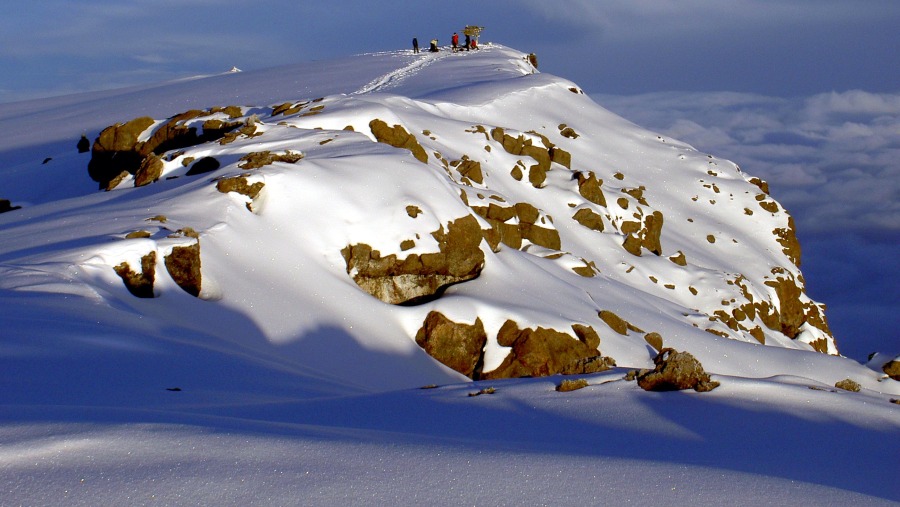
left=88, top=107, right=243, bottom=189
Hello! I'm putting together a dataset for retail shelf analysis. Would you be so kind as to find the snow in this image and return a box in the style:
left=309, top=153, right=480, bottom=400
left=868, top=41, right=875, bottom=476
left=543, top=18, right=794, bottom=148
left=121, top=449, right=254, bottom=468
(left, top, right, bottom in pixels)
left=0, top=44, right=898, bottom=505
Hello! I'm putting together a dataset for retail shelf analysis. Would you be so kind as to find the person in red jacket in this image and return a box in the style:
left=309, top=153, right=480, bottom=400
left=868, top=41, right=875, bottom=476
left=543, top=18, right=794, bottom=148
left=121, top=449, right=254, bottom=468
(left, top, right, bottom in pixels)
left=452, top=32, right=459, bottom=51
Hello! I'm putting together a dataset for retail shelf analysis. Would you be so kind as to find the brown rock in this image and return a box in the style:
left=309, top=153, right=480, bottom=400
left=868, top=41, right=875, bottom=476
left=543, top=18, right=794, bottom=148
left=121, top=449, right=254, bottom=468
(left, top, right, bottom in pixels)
left=576, top=172, right=607, bottom=207
left=644, top=332, right=664, bottom=352
left=215, top=176, right=265, bottom=211
left=883, top=360, right=900, bottom=381
left=114, top=251, right=157, bottom=298
left=483, top=324, right=602, bottom=379
left=88, top=109, right=243, bottom=189
left=415, top=311, right=487, bottom=379
left=637, top=348, right=720, bottom=392
left=343, top=215, right=485, bottom=304
left=572, top=208, right=605, bottom=232
left=133, top=154, right=164, bottom=187
left=773, top=215, right=802, bottom=267
left=369, top=119, right=428, bottom=163
left=164, top=242, right=202, bottom=297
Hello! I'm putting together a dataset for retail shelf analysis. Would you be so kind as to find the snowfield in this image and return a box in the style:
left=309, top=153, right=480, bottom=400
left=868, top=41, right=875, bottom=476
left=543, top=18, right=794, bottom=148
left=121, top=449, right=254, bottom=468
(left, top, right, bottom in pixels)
left=0, top=44, right=897, bottom=505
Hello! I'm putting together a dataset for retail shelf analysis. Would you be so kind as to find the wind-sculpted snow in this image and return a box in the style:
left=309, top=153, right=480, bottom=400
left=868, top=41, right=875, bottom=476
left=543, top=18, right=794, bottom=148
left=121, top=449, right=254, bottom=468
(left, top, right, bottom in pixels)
left=0, top=44, right=897, bottom=505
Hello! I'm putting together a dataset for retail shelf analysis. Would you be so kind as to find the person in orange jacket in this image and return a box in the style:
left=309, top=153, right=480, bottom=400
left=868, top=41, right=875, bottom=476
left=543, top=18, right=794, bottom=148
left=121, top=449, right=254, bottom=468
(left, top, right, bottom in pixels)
left=452, top=32, right=459, bottom=51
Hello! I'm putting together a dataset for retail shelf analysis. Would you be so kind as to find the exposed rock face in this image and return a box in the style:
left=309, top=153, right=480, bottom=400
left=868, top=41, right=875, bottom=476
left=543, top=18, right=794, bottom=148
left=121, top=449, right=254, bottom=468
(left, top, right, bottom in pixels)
left=575, top=172, right=607, bottom=207
left=415, top=311, right=487, bottom=379
left=216, top=176, right=266, bottom=211
left=883, top=359, right=900, bottom=381
left=342, top=215, right=485, bottom=304
left=133, top=154, right=164, bottom=187
left=113, top=238, right=201, bottom=298
left=114, top=251, right=157, bottom=298
left=637, top=348, right=720, bottom=392
left=164, top=242, right=202, bottom=297
left=622, top=210, right=664, bottom=257
left=482, top=320, right=603, bottom=379
left=490, top=127, right=558, bottom=187
left=470, top=201, right=561, bottom=252
left=88, top=108, right=243, bottom=190
left=238, top=150, right=303, bottom=169
left=369, top=119, right=428, bottom=163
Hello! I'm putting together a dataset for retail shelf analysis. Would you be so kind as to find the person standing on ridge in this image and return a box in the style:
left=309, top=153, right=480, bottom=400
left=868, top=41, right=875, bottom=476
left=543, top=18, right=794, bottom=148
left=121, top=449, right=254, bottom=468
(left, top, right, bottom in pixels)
left=464, top=33, right=471, bottom=51
left=452, top=32, right=459, bottom=51
left=412, top=37, right=419, bottom=53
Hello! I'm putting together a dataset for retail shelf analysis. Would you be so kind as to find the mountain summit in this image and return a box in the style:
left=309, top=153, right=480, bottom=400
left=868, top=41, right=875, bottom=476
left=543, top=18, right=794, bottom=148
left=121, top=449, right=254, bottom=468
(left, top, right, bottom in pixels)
left=1, top=43, right=897, bottom=506
left=2, top=44, right=838, bottom=389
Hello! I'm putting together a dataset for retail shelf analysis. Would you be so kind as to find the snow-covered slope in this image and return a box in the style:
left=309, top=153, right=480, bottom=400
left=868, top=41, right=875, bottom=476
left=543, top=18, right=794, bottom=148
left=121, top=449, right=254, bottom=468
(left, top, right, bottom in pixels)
left=1, top=45, right=897, bottom=505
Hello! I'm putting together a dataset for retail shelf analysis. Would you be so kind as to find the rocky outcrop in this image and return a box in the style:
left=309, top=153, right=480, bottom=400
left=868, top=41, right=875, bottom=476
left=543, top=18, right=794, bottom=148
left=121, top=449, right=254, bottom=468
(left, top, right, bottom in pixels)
left=216, top=175, right=265, bottom=211
left=369, top=119, right=428, bottom=163
left=636, top=348, right=720, bottom=392
left=415, top=311, right=487, bottom=379
left=490, top=127, right=569, bottom=188
left=114, top=240, right=201, bottom=298
left=482, top=320, right=604, bottom=379
left=883, top=358, right=900, bottom=381
left=621, top=210, right=664, bottom=257
left=238, top=150, right=303, bottom=169
left=470, top=201, right=561, bottom=252
left=164, top=242, right=202, bottom=297
left=773, top=216, right=802, bottom=267
left=88, top=108, right=244, bottom=190
left=342, top=215, right=485, bottom=304
left=114, top=251, right=157, bottom=298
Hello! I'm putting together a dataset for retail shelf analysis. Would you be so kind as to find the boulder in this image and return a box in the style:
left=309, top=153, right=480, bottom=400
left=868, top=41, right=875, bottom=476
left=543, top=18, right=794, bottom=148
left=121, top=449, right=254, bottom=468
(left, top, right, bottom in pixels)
left=342, top=215, right=485, bottom=304
left=369, top=119, right=428, bottom=163
left=415, top=311, right=487, bottom=379
left=114, top=251, right=157, bottom=298
left=88, top=109, right=243, bottom=189
left=482, top=320, right=602, bottom=379
left=164, top=242, right=202, bottom=297
left=883, top=359, right=900, bottom=381
left=637, top=348, right=720, bottom=392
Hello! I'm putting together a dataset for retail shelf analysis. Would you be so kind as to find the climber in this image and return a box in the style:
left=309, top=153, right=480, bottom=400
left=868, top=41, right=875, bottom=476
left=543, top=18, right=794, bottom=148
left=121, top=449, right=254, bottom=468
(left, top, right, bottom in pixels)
left=452, top=32, right=459, bottom=51
left=412, top=37, right=419, bottom=53
left=429, top=39, right=439, bottom=52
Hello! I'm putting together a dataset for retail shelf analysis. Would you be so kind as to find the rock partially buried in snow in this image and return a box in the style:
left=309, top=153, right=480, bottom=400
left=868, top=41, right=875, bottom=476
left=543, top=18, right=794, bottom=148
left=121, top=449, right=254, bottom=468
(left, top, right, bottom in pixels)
left=342, top=215, right=485, bottom=305
left=88, top=107, right=244, bottom=190
left=637, top=348, right=720, bottom=392
left=482, top=320, right=606, bottom=379
left=415, top=311, right=487, bottom=379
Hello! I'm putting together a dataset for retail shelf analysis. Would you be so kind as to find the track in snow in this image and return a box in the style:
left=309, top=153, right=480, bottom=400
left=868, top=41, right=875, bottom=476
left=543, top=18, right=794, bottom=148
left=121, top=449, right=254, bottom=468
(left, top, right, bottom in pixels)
left=352, top=50, right=452, bottom=95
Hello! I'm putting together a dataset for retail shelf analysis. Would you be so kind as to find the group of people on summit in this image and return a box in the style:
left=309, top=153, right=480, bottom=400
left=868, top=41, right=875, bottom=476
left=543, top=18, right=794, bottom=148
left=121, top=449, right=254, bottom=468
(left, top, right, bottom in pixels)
left=412, top=30, right=478, bottom=54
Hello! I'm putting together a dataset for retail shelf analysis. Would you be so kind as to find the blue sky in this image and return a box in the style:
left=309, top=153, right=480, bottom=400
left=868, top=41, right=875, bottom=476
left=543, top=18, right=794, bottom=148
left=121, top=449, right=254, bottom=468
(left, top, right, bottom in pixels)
left=3, top=0, right=898, bottom=101
left=1, top=0, right=897, bottom=359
